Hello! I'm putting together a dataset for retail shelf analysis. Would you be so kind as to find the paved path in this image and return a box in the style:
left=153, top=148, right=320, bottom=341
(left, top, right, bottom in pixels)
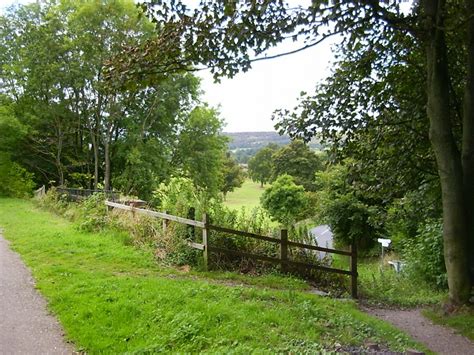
left=364, top=307, right=474, bottom=355
left=0, top=232, right=73, bottom=354
left=309, top=224, right=333, bottom=259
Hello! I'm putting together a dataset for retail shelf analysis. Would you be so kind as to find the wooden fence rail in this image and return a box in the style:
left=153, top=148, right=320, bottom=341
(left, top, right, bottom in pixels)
left=105, top=200, right=358, bottom=298
left=58, top=187, right=120, bottom=201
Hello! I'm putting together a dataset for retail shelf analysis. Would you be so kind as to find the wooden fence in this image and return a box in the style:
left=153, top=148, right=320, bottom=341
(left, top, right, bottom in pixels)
left=57, top=187, right=120, bottom=201
left=105, top=200, right=358, bottom=298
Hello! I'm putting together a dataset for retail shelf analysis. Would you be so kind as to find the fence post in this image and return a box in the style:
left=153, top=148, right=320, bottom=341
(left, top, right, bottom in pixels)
left=280, top=229, right=288, bottom=273
left=163, top=210, right=169, bottom=233
left=350, top=241, right=358, bottom=299
left=188, top=207, right=196, bottom=239
left=202, top=213, right=209, bottom=271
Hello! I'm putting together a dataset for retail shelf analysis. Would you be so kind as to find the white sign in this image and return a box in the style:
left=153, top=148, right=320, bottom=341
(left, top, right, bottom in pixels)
left=377, top=238, right=391, bottom=248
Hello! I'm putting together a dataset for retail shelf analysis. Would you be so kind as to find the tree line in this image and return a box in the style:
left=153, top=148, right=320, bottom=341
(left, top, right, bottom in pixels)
left=0, top=0, right=244, bottom=201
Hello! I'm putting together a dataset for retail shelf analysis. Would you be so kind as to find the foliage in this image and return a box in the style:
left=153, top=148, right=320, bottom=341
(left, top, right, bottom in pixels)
left=0, top=198, right=425, bottom=353
left=403, top=219, right=447, bottom=289
left=261, top=175, right=309, bottom=227
left=386, top=185, right=442, bottom=251
left=314, top=164, right=381, bottom=251
left=75, top=193, right=108, bottom=232
left=248, top=143, right=278, bottom=187
left=0, top=153, right=35, bottom=198
left=220, top=153, right=245, bottom=198
left=356, top=259, right=447, bottom=307
left=0, top=0, right=199, bottom=195
left=271, top=140, right=324, bottom=191
left=129, top=0, right=474, bottom=304
left=174, top=106, right=228, bottom=197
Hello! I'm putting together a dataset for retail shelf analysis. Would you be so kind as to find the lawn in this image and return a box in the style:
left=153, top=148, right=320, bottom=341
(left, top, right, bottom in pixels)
left=0, top=198, right=427, bottom=353
left=224, top=178, right=266, bottom=210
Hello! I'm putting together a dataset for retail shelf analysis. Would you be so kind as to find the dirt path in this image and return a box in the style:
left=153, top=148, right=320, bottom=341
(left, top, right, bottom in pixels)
left=363, top=306, right=474, bottom=354
left=0, top=232, right=74, bottom=354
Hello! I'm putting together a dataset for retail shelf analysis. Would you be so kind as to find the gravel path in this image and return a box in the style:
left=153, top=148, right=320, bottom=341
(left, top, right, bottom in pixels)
left=0, top=232, right=74, bottom=354
left=363, top=306, right=474, bottom=354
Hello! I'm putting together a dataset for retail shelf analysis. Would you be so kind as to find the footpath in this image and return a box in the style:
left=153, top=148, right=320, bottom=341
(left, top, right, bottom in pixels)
left=363, top=306, right=474, bottom=355
left=0, top=232, right=73, bottom=354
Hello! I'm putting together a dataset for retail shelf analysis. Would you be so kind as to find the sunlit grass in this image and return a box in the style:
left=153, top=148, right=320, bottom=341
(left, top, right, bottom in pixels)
left=224, top=178, right=266, bottom=210
left=0, top=198, right=427, bottom=353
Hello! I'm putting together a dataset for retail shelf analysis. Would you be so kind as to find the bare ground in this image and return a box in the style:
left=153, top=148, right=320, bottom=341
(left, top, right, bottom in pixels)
left=0, top=232, right=74, bottom=354
left=362, top=306, right=474, bottom=355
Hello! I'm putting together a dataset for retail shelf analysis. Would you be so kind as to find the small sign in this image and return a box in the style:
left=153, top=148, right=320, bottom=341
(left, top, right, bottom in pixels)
left=377, top=238, right=391, bottom=247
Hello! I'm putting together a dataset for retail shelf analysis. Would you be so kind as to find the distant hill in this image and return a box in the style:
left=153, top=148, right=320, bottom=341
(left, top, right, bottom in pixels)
left=224, top=131, right=290, bottom=150
left=224, top=131, right=322, bottom=164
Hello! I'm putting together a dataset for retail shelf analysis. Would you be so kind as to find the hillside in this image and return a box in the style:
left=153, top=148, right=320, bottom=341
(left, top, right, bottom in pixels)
left=224, top=131, right=290, bottom=150
left=224, top=131, right=322, bottom=163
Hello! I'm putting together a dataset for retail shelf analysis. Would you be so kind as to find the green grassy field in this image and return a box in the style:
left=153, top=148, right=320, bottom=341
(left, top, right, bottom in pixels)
left=224, top=178, right=266, bottom=210
left=0, top=198, right=427, bottom=353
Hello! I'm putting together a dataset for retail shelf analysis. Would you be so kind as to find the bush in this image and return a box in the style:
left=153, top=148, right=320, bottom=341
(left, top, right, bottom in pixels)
left=261, top=174, right=309, bottom=227
left=75, top=193, right=108, bottom=232
left=0, top=153, right=35, bottom=197
left=402, top=218, right=447, bottom=288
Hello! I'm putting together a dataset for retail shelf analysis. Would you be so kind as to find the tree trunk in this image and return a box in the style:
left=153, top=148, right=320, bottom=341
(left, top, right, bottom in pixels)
left=462, top=0, right=474, bottom=283
left=90, top=130, right=99, bottom=190
left=56, top=119, right=64, bottom=186
left=104, top=135, right=111, bottom=191
left=424, top=0, right=471, bottom=304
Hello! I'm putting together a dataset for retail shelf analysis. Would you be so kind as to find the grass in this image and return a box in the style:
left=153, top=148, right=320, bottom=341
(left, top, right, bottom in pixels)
left=224, top=178, right=266, bottom=210
left=332, top=255, right=447, bottom=307
left=423, top=307, right=474, bottom=341
left=0, top=198, right=428, bottom=353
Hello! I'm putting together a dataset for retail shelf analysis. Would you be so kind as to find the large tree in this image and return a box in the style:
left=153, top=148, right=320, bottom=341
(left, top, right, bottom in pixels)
left=113, top=0, right=473, bottom=304
left=248, top=143, right=278, bottom=187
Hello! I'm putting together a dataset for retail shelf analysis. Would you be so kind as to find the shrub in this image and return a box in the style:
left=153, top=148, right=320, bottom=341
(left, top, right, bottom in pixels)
left=0, top=153, right=35, bottom=197
left=260, top=174, right=309, bottom=227
left=75, top=193, right=108, bottom=232
left=402, top=218, right=447, bottom=288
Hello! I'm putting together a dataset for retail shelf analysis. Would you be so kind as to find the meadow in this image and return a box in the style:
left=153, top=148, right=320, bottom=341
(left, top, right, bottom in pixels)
left=224, top=178, right=265, bottom=210
left=0, top=198, right=427, bottom=353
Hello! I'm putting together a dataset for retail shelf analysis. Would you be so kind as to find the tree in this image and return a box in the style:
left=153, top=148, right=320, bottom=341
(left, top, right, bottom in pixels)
left=221, top=153, right=245, bottom=199
left=271, top=140, right=324, bottom=191
left=174, top=106, right=228, bottom=196
left=0, top=0, right=200, bottom=198
left=130, top=0, right=473, bottom=305
left=248, top=143, right=278, bottom=187
left=261, top=174, right=308, bottom=227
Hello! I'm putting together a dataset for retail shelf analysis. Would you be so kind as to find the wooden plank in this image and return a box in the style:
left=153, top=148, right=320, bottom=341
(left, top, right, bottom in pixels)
left=208, top=246, right=281, bottom=264
left=207, top=224, right=281, bottom=243
left=187, top=241, right=205, bottom=251
left=287, top=240, right=352, bottom=256
left=105, top=201, right=205, bottom=228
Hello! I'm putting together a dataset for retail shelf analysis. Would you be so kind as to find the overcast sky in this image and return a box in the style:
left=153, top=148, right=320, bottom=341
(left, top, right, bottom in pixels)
left=0, top=0, right=338, bottom=132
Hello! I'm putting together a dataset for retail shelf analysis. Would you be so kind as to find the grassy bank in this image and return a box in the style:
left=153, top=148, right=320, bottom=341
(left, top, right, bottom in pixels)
left=423, top=307, right=474, bottom=341
left=224, top=179, right=265, bottom=210
left=0, top=198, right=426, bottom=353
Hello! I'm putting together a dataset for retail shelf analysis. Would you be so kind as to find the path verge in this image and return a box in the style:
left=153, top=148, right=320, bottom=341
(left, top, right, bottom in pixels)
left=0, top=232, right=73, bottom=354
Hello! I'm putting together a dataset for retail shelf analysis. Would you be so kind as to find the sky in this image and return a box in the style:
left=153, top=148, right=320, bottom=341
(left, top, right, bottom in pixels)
left=0, top=0, right=338, bottom=132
